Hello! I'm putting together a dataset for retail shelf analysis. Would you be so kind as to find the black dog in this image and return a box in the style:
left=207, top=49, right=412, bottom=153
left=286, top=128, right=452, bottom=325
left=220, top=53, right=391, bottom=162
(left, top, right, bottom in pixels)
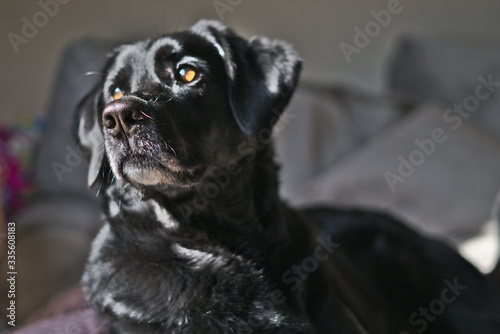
left=76, top=20, right=500, bottom=333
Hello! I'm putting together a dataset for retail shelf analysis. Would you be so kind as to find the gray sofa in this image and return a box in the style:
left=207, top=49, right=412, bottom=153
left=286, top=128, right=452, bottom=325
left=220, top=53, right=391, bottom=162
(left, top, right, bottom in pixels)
left=2, top=33, right=500, bottom=327
left=278, top=34, right=500, bottom=271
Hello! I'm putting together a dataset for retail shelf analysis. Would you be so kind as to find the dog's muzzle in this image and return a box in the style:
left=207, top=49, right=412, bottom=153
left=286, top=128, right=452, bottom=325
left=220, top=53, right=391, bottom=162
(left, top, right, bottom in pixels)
left=102, top=98, right=151, bottom=137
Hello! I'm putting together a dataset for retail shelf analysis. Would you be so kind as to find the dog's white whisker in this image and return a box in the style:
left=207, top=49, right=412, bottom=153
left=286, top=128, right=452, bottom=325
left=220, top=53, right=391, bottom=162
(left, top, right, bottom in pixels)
left=140, top=111, right=153, bottom=119
left=81, top=71, right=105, bottom=78
left=149, top=17, right=160, bottom=39
left=163, top=140, right=177, bottom=157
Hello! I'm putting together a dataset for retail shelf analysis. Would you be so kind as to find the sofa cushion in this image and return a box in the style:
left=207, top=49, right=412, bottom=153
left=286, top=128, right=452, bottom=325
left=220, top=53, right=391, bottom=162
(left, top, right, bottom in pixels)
left=275, top=84, right=411, bottom=199
left=289, top=103, right=500, bottom=245
left=389, top=35, right=500, bottom=136
left=34, top=39, right=117, bottom=198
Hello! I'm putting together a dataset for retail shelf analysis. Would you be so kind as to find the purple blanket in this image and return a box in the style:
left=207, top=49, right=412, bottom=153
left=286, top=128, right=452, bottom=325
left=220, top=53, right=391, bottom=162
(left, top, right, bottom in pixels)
left=7, top=286, right=110, bottom=334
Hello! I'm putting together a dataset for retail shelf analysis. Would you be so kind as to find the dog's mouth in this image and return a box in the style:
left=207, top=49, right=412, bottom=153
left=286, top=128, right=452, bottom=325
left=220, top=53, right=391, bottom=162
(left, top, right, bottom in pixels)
left=121, top=155, right=165, bottom=186
left=116, top=153, right=206, bottom=189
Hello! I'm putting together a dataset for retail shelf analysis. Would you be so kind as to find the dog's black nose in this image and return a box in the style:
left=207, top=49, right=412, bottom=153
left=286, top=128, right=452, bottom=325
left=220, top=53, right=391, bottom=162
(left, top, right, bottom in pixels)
left=102, top=99, right=149, bottom=136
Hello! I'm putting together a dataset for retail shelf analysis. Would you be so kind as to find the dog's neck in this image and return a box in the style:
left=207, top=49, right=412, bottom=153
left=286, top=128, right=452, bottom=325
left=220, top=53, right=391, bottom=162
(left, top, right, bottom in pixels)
left=150, top=146, right=289, bottom=256
left=102, top=145, right=316, bottom=314
left=103, top=144, right=291, bottom=257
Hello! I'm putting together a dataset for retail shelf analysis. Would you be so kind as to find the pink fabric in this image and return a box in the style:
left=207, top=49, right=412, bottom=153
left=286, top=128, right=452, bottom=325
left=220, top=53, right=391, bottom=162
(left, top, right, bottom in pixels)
left=7, top=286, right=110, bottom=334
left=10, top=309, right=109, bottom=334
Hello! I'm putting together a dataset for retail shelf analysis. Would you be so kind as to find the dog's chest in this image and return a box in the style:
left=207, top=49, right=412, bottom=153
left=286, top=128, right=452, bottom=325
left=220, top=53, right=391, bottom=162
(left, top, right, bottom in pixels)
left=83, top=221, right=302, bottom=332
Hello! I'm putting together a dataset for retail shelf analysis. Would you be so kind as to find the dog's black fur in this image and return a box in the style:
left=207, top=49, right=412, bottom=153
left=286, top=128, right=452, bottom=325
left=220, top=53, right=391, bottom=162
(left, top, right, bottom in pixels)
left=76, top=20, right=500, bottom=333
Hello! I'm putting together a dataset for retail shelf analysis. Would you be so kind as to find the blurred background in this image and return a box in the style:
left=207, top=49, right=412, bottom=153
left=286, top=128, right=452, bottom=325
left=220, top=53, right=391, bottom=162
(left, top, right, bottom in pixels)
left=2, top=0, right=500, bottom=329
left=2, top=0, right=500, bottom=123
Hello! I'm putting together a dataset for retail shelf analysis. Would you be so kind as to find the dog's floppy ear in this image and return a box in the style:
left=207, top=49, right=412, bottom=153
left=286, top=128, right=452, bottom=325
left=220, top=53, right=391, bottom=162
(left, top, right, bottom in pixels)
left=192, top=20, right=302, bottom=138
left=73, top=87, right=107, bottom=188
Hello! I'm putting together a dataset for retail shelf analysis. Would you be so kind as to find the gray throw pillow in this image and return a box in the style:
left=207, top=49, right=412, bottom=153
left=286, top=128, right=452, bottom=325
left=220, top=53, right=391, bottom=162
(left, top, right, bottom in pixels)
left=275, top=84, right=410, bottom=199
left=290, top=103, right=500, bottom=244
left=389, top=35, right=500, bottom=137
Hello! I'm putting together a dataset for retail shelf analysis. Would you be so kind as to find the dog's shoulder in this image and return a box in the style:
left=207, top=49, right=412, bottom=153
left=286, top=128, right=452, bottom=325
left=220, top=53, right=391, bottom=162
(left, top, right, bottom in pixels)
left=84, top=192, right=313, bottom=332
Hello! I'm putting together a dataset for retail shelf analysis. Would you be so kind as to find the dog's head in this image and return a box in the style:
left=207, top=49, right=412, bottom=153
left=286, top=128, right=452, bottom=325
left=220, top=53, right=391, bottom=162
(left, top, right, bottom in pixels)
left=76, top=20, right=301, bottom=195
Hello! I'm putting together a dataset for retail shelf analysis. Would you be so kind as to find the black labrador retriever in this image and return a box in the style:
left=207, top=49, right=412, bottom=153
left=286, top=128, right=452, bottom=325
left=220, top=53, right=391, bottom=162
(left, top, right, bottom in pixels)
left=76, top=20, right=500, bottom=333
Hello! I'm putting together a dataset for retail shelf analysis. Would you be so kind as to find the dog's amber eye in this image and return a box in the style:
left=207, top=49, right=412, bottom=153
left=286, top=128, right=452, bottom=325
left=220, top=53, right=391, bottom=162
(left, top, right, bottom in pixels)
left=178, top=66, right=198, bottom=83
left=112, top=87, right=124, bottom=100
